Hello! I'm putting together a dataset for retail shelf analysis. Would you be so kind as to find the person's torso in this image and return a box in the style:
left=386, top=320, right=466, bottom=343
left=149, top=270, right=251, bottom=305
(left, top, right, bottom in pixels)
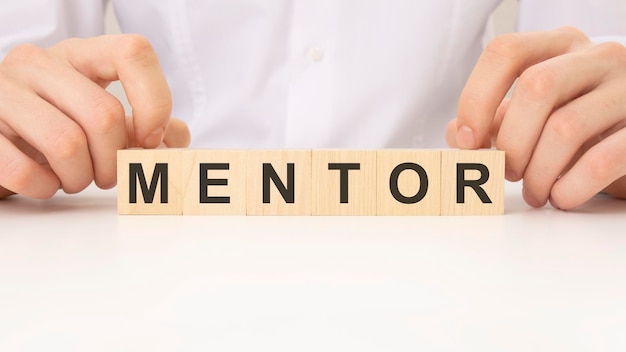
left=112, top=0, right=501, bottom=148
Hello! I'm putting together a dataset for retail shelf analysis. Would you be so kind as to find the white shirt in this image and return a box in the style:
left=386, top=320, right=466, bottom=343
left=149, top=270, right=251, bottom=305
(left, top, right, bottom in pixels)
left=1, top=0, right=625, bottom=148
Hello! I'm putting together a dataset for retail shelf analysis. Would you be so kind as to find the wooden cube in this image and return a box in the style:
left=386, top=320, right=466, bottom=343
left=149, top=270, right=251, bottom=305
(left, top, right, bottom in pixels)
left=440, top=149, right=504, bottom=215
left=118, top=148, right=507, bottom=216
left=247, top=150, right=312, bottom=215
left=312, top=150, right=377, bottom=215
left=182, top=150, right=247, bottom=215
left=377, top=150, right=441, bottom=216
left=117, top=149, right=183, bottom=215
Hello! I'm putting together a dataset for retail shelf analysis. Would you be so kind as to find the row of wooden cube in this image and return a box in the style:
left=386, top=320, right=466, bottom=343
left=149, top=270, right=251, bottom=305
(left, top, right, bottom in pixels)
left=117, top=149, right=504, bottom=216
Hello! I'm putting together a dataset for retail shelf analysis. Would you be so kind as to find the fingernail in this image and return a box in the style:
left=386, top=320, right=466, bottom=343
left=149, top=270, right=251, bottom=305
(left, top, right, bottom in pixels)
left=457, top=125, right=475, bottom=149
left=143, top=128, right=164, bottom=148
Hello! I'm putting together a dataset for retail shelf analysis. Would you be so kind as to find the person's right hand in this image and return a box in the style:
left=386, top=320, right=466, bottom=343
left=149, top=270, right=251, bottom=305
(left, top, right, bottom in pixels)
left=0, top=34, right=191, bottom=200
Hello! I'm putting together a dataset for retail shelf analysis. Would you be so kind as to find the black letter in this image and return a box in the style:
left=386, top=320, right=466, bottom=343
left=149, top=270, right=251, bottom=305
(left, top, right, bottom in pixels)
left=328, top=163, right=360, bottom=203
left=389, top=163, right=428, bottom=204
left=200, top=163, right=230, bottom=204
left=129, top=163, right=168, bottom=204
left=263, top=163, right=295, bottom=204
left=456, top=163, right=492, bottom=204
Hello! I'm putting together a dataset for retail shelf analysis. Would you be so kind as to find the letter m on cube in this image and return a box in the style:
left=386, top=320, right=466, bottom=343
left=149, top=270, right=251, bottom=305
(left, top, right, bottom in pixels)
left=117, top=149, right=183, bottom=215
left=129, top=163, right=168, bottom=204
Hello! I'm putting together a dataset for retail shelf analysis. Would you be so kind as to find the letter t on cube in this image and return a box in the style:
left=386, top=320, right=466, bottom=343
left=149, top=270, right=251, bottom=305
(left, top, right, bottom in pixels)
left=312, top=150, right=377, bottom=215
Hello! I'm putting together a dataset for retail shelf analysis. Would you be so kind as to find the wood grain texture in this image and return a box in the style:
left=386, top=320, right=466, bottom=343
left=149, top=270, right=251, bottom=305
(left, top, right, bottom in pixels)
left=377, top=150, right=441, bottom=216
left=247, top=150, right=312, bottom=215
left=312, top=150, right=377, bottom=216
left=118, top=149, right=506, bottom=216
left=441, top=149, right=504, bottom=216
left=117, top=149, right=183, bottom=215
left=182, top=150, right=247, bottom=215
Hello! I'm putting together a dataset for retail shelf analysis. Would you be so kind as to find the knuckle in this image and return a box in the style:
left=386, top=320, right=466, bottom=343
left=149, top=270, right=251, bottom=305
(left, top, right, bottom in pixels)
left=116, top=34, right=157, bottom=64
left=516, top=65, right=558, bottom=100
left=546, top=108, right=586, bottom=145
left=2, top=157, right=35, bottom=192
left=593, top=41, right=626, bottom=64
left=89, top=94, right=125, bottom=135
left=587, top=150, right=619, bottom=182
left=51, top=126, right=88, bottom=160
left=485, top=33, right=524, bottom=62
left=3, top=43, right=45, bottom=66
left=555, top=26, right=591, bottom=50
left=50, top=37, right=94, bottom=61
left=556, top=26, right=587, bottom=40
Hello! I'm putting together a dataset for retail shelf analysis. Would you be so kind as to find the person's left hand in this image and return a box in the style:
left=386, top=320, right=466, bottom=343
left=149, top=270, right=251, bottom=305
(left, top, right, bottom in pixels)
left=447, top=27, right=626, bottom=210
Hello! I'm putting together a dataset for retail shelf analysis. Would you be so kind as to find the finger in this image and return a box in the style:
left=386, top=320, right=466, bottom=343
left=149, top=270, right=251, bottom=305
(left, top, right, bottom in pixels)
left=447, top=118, right=494, bottom=149
left=522, top=80, right=626, bottom=207
left=0, top=134, right=60, bottom=199
left=457, top=27, right=590, bottom=149
left=163, top=118, right=191, bottom=148
left=124, top=116, right=190, bottom=148
left=5, top=44, right=127, bottom=189
left=496, top=42, right=620, bottom=182
left=446, top=99, right=509, bottom=149
left=51, top=35, right=171, bottom=148
left=604, top=175, right=626, bottom=199
left=0, top=186, right=15, bottom=199
left=446, top=118, right=459, bottom=148
left=490, top=98, right=510, bottom=144
left=0, top=80, right=93, bottom=194
left=550, top=127, right=626, bottom=210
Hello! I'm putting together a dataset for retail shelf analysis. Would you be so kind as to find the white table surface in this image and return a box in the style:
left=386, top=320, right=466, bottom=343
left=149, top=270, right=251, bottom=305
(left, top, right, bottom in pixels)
left=1, top=181, right=626, bottom=352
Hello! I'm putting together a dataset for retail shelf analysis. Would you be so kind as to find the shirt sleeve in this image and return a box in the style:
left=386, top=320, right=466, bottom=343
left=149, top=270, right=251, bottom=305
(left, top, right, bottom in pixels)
left=517, top=0, right=626, bottom=45
left=0, top=0, right=106, bottom=58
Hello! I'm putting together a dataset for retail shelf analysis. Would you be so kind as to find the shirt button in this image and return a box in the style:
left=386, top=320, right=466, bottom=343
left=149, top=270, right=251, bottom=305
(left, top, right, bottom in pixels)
left=308, top=46, right=324, bottom=62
